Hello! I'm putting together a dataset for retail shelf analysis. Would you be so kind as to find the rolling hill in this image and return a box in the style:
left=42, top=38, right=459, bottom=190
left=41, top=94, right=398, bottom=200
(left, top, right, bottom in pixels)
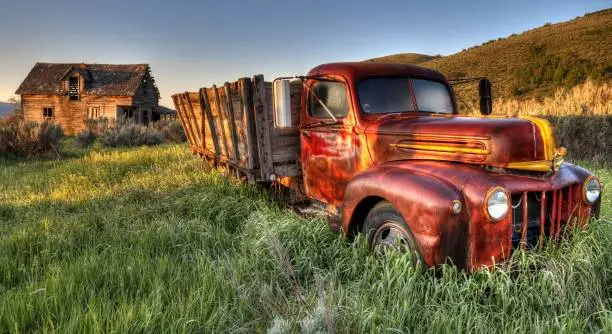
left=366, top=53, right=441, bottom=65
left=369, top=8, right=612, bottom=102
left=0, top=102, right=15, bottom=117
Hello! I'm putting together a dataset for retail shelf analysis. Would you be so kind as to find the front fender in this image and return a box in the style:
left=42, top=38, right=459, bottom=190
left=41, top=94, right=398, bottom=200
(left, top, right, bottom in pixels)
left=342, top=164, right=470, bottom=268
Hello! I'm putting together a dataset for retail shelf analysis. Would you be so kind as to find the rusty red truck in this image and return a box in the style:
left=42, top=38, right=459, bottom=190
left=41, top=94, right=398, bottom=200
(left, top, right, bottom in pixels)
left=172, top=62, right=602, bottom=271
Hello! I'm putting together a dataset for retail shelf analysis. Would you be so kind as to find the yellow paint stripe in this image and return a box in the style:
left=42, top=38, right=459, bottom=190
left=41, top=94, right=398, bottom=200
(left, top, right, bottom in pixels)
left=506, top=160, right=553, bottom=172
left=520, top=116, right=555, bottom=160
left=393, top=143, right=489, bottom=155
left=377, top=132, right=490, bottom=141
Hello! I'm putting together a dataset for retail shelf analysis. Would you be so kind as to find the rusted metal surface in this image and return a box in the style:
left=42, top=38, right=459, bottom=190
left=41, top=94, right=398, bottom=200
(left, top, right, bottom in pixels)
left=299, top=62, right=600, bottom=271
left=339, top=159, right=599, bottom=271
left=174, top=62, right=601, bottom=272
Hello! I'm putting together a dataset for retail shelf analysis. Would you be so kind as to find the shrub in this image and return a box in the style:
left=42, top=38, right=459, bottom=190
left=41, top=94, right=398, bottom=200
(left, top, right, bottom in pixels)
left=0, top=115, right=64, bottom=157
left=99, top=120, right=164, bottom=148
left=74, top=118, right=111, bottom=148
left=546, top=115, right=612, bottom=167
left=75, top=128, right=98, bottom=148
left=75, top=118, right=184, bottom=148
left=151, top=120, right=187, bottom=143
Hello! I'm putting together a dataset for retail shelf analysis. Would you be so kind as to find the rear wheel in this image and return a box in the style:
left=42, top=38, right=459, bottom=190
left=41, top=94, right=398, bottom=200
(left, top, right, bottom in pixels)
left=361, top=201, right=424, bottom=265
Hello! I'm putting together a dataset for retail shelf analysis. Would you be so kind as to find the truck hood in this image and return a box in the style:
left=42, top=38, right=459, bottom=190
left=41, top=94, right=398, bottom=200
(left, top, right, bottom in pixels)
left=364, top=114, right=562, bottom=173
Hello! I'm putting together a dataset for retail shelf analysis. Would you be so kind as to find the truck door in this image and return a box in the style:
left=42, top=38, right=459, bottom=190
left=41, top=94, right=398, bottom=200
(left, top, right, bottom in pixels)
left=300, top=79, right=355, bottom=206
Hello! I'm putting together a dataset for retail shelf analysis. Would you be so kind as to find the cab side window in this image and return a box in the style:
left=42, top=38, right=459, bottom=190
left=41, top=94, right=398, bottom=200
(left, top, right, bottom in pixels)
left=308, top=81, right=348, bottom=119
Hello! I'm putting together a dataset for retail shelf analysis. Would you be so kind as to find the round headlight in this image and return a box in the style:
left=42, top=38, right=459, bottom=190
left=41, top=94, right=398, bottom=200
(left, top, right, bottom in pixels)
left=485, top=187, right=509, bottom=222
left=584, top=176, right=601, bottom=204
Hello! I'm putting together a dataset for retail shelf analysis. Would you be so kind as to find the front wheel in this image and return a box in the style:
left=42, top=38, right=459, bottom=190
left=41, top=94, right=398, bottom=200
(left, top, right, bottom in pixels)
left=361, top=201, right=424, bottom=265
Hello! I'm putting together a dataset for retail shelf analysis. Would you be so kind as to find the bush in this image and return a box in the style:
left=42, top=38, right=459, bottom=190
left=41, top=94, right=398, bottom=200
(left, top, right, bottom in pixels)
left=99, top=120, right=164, bottom=148
left=0, top=115, right=64, bottom=157
left=546, top=115, right=612, bottom=167
left=151, top=120, right=187, bottom=143
left=75, top=119, right=184, bottom=148
left=74, top=118, right=111, bottom=148
left=75, top=128, right=98, bottom=148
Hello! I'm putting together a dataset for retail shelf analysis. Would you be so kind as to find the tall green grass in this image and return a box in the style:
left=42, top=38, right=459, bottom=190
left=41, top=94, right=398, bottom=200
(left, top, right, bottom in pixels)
left=0, top=143, right=610, bottom=332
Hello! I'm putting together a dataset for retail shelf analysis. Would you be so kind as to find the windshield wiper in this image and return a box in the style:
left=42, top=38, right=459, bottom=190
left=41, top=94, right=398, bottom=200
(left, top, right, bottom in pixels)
left=423, top=109, right=450, bottom=115
left=300, top=120, right=341, bottom=129
left=374, top=112, right=405, bottom=123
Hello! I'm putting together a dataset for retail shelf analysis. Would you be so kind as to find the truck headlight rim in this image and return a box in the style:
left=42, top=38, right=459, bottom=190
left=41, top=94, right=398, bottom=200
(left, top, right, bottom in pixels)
left=450, top=200, right=462, bottom=215
left=484, top=186, right=510, bottom=222
left=583, top=176, right=601, bottom=205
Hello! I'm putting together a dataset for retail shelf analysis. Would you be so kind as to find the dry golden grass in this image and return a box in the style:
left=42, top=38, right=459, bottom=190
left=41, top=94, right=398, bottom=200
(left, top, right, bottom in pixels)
left=494, top=80, right=612, bottom=116
left=452, top=80, right=612, bottom=166
left=456, top=80, right=612, bottom=116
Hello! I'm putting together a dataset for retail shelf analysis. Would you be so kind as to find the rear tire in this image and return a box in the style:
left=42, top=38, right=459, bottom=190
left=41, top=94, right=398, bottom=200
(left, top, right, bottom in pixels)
left=361, top=201, right=424, bottom=266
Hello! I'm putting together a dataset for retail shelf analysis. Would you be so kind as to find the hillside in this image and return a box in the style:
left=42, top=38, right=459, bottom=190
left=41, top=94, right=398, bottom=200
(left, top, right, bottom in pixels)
left=0, top=102, right=14, bottom=117
left=365, top=53, right=441, bottom=64
left=370, top=9, right=612, bottom=103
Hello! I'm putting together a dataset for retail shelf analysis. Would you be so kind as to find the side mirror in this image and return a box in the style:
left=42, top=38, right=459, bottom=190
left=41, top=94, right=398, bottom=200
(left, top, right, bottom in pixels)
left=479, top=78, right=493, bottom=115
left=273, top=79, right=292, bottom=128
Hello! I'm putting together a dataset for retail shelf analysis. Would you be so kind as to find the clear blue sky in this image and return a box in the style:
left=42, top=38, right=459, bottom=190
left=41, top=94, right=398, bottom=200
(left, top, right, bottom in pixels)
left=0, top=0, right=609, bottom=107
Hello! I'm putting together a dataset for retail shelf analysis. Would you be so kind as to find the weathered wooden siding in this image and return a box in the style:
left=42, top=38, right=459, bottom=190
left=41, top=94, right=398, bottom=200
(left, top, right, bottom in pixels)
left=133, top=73, right=159, bottom=107
left=264, top=81, right=301, bottom=167
left=22, top=94, right=133, bottom=135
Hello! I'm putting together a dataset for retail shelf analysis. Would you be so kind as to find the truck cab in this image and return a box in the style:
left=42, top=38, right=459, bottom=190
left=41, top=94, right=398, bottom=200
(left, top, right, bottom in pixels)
left=294, top=62, right=601, bottom=270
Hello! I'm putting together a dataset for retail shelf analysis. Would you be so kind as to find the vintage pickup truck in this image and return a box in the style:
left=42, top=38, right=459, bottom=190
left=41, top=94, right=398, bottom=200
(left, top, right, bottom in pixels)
left=172, top=62, right=602, bottom=271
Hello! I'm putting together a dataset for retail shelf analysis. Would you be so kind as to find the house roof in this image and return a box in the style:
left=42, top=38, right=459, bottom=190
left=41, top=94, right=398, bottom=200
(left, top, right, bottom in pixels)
left=153, top=106, right=176, bottom=114
left=15, top=63, right=157, bottom=96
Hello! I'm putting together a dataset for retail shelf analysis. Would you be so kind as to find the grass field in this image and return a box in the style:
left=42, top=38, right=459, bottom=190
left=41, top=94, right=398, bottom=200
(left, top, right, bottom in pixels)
left=0, top=142, right=610, bottom=332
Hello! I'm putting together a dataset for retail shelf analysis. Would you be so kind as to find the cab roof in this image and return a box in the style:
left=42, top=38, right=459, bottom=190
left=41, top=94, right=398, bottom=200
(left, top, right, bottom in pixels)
left=307, top=62, right=448, bottom=83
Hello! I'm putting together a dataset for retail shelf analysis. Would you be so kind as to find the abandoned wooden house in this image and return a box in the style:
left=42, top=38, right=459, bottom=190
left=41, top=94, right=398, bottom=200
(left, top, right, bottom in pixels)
left=15, top=63, right=174, bottom=134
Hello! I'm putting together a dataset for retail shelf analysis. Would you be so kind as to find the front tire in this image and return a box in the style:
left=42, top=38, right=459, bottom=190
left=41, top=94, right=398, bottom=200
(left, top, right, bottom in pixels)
left=361, top=201, right=424, bottom=265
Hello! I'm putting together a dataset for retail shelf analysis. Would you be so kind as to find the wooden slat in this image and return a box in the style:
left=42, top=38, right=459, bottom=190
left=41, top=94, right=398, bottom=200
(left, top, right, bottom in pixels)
left=184, top=92, right=203, bottom=148
left=239, top=78, right=260, bottom=183
left=173, top=94, right=197, bottom=148
left=224, top=83, right=242, bottom=164
left=212, top=85, right=231, bottom=161
left=190, top=91, right=206, bottom=150
left=180, top=93, right=201, bottom=149
left=218, top=87, right=236, bottom=162
left=200, top=88, right=221, bottom=159
left=252, top=75, right=274, bottom=180
left=228, top=82, right=249, bottom=168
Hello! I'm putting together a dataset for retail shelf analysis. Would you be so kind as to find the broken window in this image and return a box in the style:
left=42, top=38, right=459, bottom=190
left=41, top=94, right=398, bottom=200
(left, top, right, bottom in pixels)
left=308, top=80, right=348, bottom=119
left=69, top=76, right=79, bottom=100
left=123, top=107, right=134, bottom=119
left=142, top=77, right=149, bottom=96
left=88, top=106, right=100, bottom=119
left=43, top=107, right=53, bottom=119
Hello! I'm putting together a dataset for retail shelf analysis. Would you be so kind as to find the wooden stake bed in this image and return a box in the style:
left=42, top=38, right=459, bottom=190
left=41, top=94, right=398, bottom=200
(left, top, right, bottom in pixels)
left=172, top=75, right=302, bottom=183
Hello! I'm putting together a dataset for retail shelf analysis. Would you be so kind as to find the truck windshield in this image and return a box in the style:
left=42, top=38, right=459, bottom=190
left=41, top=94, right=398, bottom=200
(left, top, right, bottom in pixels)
left=358, top=77, right=454, bottom=114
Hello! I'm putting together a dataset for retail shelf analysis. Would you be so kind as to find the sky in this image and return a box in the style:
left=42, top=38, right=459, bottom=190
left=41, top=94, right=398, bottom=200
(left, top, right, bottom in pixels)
left=0, top=0, right=609, bottom=107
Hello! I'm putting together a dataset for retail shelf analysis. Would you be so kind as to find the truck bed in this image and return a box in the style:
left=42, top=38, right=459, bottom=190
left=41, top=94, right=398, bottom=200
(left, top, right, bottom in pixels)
left=172, top=75, right=302, bottom=183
